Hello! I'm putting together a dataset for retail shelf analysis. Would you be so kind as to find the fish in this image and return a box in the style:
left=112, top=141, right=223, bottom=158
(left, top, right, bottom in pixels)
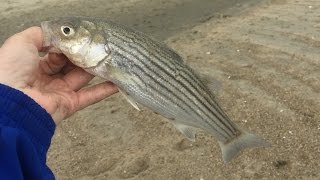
left=41, top=16, right=270, bottom=162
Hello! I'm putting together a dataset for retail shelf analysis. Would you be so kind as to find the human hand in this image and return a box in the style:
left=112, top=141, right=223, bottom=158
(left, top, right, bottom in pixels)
left=0, top=27, right=118, bottom=124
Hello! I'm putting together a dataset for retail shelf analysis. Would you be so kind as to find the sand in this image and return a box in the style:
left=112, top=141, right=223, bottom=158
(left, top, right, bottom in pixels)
left=0, top=0, right=319, bottom=179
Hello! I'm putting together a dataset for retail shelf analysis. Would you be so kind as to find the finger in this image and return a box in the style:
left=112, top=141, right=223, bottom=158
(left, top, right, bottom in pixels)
left=61, top=60, right=77, bottom=74
left=62, top=67, right=94, bottom=91
left=76, top=82, right=118, bottom=111
left=40, top=53, right=68, bottom=75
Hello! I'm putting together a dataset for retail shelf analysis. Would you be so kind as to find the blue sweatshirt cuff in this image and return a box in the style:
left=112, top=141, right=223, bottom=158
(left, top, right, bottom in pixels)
left=0, top=84, right=56, bottom=160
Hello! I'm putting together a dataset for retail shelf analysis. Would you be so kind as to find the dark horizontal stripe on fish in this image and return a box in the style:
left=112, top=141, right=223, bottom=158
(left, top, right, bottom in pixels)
left=109, top=31, right=183, bottom=70
left=108, top=35, right=238, bottom=136
left=110, top=43, right=197, bottom=115
left=109, top=32, right=225, bottom=113
left=173, top=66, right=238, bottom=134
left=111, top=49, right=196, bottom=122
left=179, top=67, right=237, bottom=133
left=110, top=31, right=213, bottom=100
left=110, top=40, right=237, bottom=138
left=109, top=41, right=235, bottom=139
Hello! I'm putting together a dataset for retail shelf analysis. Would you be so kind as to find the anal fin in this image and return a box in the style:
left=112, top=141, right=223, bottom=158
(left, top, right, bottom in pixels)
left=174, top=123, right=197, bottom=142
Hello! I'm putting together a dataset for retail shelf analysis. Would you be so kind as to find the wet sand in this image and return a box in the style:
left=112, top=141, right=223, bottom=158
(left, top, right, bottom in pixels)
left=1, top=0, right=319, bottom=179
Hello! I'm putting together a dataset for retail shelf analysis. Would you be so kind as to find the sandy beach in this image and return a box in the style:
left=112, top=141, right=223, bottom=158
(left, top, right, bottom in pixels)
left=0, top=0, right=319, bottom=179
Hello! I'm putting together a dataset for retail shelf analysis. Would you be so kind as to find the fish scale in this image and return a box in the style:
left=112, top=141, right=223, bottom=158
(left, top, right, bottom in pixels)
left=113, top=34, right=238, bottom=137
left=109, top=40, right=235, bottom=140
left=110, top=30, right=232, bottom=123
left=41, top=16, right=270, bottom=162
left=110, top=43, right=196, bottom=121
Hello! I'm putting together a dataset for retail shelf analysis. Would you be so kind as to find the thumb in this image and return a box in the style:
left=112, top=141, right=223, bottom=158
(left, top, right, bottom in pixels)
left=2, top=27, right=43, bottom=51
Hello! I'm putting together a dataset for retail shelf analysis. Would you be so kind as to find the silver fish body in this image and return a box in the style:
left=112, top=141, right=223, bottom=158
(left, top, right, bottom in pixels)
left=41, top=17, right=270, bottom=162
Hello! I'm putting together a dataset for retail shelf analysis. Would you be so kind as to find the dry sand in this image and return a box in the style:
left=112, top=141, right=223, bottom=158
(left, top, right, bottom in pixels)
left=0, top=0, right=319, bottom=179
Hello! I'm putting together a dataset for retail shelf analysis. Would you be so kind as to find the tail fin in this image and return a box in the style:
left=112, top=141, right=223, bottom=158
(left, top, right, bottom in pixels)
left=219, top=130, right=271, bottom=163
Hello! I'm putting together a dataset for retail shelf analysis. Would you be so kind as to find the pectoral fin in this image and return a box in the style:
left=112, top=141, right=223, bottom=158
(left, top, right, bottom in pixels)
left=174, top=123, right=196, bottom=142
left=119, top=89, right=140, bottom=111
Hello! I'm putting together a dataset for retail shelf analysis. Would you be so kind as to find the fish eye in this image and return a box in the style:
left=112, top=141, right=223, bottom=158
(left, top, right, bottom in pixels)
left=61, top=26, right=74, bottom=36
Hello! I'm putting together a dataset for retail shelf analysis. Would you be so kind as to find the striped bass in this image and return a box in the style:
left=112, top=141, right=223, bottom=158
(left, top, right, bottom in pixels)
left=41, top=17, right=270, bottom=162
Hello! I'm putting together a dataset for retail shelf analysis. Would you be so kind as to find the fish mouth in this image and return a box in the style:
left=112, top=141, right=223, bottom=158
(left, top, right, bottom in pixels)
left=40, top=21, right=62, bottom=53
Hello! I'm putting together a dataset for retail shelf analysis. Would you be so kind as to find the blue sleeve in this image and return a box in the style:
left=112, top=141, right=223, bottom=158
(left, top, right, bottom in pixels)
left=0, top=84, right=56, bottom=180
